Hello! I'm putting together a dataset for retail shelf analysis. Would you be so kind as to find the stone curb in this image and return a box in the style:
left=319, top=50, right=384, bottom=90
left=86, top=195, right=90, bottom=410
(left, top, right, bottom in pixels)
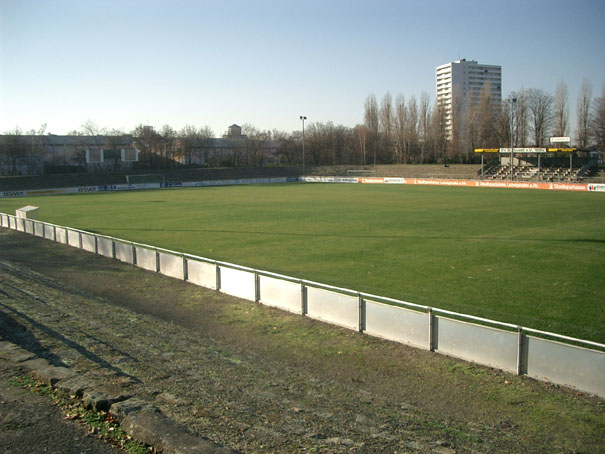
left=119, top=407, right=236, bottom=454
left=21, top=358, right=77, bottom=386
left=0, top=339, right=237, bottom=454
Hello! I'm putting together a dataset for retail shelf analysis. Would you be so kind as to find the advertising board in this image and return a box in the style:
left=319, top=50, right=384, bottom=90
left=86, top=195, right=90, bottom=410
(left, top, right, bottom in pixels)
left=360, top=177, right=385, bottom=184
left=588, top=184, right=605, bottom=192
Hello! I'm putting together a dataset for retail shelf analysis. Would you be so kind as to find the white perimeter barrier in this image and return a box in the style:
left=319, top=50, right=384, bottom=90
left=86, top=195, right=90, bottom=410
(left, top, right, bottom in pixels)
left=1, top=212, right=604, bottom=399
left=2, top=175, right=605, bottom=199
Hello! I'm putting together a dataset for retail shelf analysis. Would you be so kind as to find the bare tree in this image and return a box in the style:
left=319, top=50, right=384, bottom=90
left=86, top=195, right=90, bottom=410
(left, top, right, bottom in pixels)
left=178, top=125, right=198, bottom=166
left=274, top=129, right=299, bottom=164
left=418, top=92, right=431, bottom=163
left=364, top=94, right=379, bottom=165
left=394, top=94, right=407, bottom=164
left=354, top=124, right=368, bottom=165
left=449, top=92, right=464, bottom=159
left=0, top=127, right=28, bottom=175
left=81, top=120, right=105, bottom=142
left=405, top=96, right=419, bottom=163
left=23, top=124, right=48, bottom=174
left=178, top=125, right=215, bottom=166
left=159, top=125, right=177, bottom=166
left=379, top=92, right=395, bottom=162
left=591, top=84, right=605, bottom=151
left=464, top=92, right=478, bottom=156
left=241, top=124, right=271, bottom=167
left=476, top=82, right=499, bottom=148
left=197, top=126, right=214, bottom=165
left=495, top=97, right=514, bottom=148
left=431, top=100, right=448, bottom=163
left=513, top=89, right=529, bottom=147
left=526, top=88, right=553, bottom=146
left=132, top=125, right=162, bottom=168
left=576, top=79, right=593, bottom=148
left=553, top=81, right=569, bottom=137
left=79, top=120, right=107, bottom=171
left=104, top=128, right=127, bottom=171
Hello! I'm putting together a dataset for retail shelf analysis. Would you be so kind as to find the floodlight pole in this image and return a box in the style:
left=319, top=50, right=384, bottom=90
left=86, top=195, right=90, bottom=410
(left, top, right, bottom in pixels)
left=509, top=97, right=517, bottom=181
left=300, top=115, right=307, bottom=172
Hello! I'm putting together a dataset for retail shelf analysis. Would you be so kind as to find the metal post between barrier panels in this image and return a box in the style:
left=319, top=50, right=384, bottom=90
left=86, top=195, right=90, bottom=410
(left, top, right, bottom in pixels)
left=254, top=272, right=260, bottom=303
left=358, top=293, right=366, bottom=332
left=300, top=281, right=307, bottom=315
left=132, top=242, right=137, bottom=265
left=155, top=249, right=160, bottom=272
left=78, top=231, right=83, bottom=249
left=428, top=308, right=435, bottom=352
left=112, top=239, right=116, bottom=259
left=182, top=254, right=188, bottom=281
left=517, top=326, right=525, bottom=375
left=215, top=263, right=221, bottom=291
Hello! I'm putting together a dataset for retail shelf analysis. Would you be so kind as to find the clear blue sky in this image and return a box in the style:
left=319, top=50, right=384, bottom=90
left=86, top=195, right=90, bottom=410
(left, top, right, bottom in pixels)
left=1, top=0, right=603, bottom=137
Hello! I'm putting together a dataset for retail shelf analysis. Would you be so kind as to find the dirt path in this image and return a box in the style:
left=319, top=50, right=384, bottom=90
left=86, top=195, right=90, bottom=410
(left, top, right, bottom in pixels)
left=0, top=229, right=603, bottom=453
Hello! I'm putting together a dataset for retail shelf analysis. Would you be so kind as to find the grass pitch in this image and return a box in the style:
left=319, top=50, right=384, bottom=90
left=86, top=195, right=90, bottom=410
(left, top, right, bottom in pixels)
left=1, top=183, right=604, bottom=343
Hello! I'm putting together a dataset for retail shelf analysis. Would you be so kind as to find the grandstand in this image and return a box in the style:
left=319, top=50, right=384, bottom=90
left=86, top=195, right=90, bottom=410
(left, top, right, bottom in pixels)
left=482, top=164, right=574, bottom=181
left=482, top=163, right=601, bottom=182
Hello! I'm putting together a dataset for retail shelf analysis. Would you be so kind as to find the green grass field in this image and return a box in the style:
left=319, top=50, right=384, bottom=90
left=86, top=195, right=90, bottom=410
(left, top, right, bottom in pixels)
left=1, top=183, right=604, bottom=343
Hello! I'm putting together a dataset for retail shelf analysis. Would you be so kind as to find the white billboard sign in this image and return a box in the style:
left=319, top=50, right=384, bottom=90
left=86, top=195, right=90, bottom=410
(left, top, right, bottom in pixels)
left=500, top=148, right=547, bottom=154
left=550, top=136, right=571, bottom=144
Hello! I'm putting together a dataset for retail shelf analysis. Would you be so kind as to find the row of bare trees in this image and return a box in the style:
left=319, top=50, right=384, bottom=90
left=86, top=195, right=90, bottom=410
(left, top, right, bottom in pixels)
left=273, top=81, right=604, bottom=167
left=0, top=125, right=48, bottom=175
left=356, top=81, right=605, bottom=166
left=0, top=121, right=284, bottom=175
left=123, top=123, right=272, bottom=168
left=2, top=82, right=604, bottom=175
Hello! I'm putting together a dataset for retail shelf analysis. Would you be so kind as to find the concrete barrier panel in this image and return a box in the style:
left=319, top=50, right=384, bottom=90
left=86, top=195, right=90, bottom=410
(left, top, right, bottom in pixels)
left=306, top=287, right=358, bottom=330
left=115, top=241, right=134, bottom=264
left=259, top=275, right=301, bottom=314
left=67, top=230, right=80, bottom=248
left=16, top=217, right=25, bottom=232
left=24, top=219, right=34, bottom=235
left=435, top=316, right=518, bottom=373
left=8, top=216, right=17, bottom=230
left=526, top=336, right=605, bottom=399
left=159, top=252, right=184, bottom=280
left=44, top=225, right=55, bottom=240
left=135, top=246, right=157, bottom=272
left=0, top=214, right=7, bottom=227
left=97, top=237, right=114, bottom=258
left=187, top=260, right=216, bottom=288
left=34, top=221, right=44, bottom=237
left=219, top=266, right=255, bottom=300
left=81, top=233, right=96, bottom=252
left=365, top=300, right=429, bottom=349
left=55, top=227, right=67, bottom=244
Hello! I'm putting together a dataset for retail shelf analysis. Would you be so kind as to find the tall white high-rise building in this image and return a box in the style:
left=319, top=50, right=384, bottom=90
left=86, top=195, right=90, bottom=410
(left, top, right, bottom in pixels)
left=436, top=59, right=502, bottom=138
